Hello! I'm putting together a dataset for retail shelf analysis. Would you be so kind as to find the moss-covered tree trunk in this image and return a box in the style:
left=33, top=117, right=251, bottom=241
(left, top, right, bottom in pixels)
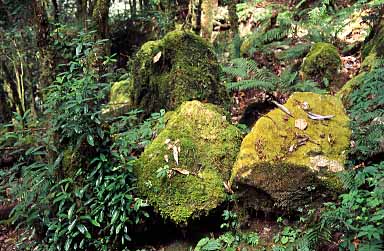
left=32, top=0, right=55, bottom=100
left=90, top=0, right=111, bottom=77
left=228, top=0, right=239, bottom=35
left=200, top=0, right=217, bottom=40
left=51, top=0, right=59, bottom=21
left=92, top=0, right=110, bottom=39
left=76, top=0, right=88, bottom=28
left=0, top=61, right=24, bottom=118
left=0, top=80, right=11, bottom=123
left=189, top=0, right=202, bottom=34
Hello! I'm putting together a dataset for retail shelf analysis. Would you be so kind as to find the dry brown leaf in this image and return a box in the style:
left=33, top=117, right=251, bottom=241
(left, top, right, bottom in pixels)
left=153, top=51, right=162, bottom=63
left=295, top=119, right=308, bottom=130
left=172, top=168, right=190, bottom=175
left=223, top=181, right=233, bottom=194
left=172, top=145, right=179, bottom=165
left=288, top=144, right=296, bottom=153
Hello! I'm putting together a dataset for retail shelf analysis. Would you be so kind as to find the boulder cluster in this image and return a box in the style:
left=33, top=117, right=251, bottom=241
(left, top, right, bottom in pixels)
left=109, top=30, right=352, bottom=224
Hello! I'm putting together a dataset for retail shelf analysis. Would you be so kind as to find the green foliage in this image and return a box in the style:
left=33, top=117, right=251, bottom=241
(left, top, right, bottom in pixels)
left=347, top=59, right=384, bottom=161
left=0, top=30, right=164, bottom=250
left=222, top=58, right=324, bottom=93
left=194, top=209, right=260, bottom=251
left=320, top=162, right=384, bottom=250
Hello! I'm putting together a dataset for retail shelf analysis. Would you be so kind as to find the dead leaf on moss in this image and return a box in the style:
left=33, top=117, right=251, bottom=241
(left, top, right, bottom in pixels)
left=307, top=111, right=335, bottom=120
left=164, top=155, right=169, bottom=163
left=295, top=119, right=308, bottom=130
left=173, top=145, right=179, bottom=165
left=153, top=51, right=162, bottom=63
left=289, top=144, right=296, bottom=153
left=301, top=101, right=310, bottom=111
left=223, top=181, right=233, bottom=194
left=172, top=168, right=190, bottom=175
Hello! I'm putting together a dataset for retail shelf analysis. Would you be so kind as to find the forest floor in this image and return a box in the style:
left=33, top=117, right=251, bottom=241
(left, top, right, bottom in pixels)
left=0, top=0, right=364, bottom=250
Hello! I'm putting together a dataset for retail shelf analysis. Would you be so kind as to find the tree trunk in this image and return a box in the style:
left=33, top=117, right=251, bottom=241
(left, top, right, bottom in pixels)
left=200, top=0, right=217, bottom=40
left=32, top=0, right=55, bottom=100
left=92, top=0, right=111, bottom=39
left=91, top=0, right=111, bottom=77
left=76, top=0, right=88, bottom=28
left=0, top=79, right=11, bottom=124
left=0, top=62, right=24, bottom=118
left=189, top=0, right=202, bottom=34
left=228, top=0, right=239, bottom=35
left=52, top=0, right=59, bottom=21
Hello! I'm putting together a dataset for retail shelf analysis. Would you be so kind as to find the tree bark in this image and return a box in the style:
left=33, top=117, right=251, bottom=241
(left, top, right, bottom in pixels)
left=200, top=0, right=217, bottom=40
left=91, top=0, right=111, bottom=77
left=32, top=0, right=55, bottom=99
left=52, top=0, right=59, bottom=21
left=189, top=0, right=202, bottom=34
left=76, top=0, right=88, bottom=28
left=0, top=79, right=11, bottom=123
left=228, top=0, right=239, bottom=35
left=92, top=0, right=111, bottom=39
left=0, top=62, right=24, bottom=117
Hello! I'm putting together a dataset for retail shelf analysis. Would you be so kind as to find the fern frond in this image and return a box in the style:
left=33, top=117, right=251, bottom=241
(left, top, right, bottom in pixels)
left=278, top=43, right=312, bottom=61
left=226, top=79, right=275, bottom=92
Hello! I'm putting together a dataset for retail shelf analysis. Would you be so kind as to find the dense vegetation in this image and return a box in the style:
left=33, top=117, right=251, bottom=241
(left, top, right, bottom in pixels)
left=0, top=0, right=383, bottom=250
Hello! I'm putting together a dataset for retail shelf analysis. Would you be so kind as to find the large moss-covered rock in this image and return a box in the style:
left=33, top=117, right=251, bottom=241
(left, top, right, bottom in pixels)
left=301, top=42, right=341, bottom=83
left=135, top=101, right=242, bottom=224
left=231, top=92, right=351, bottom=210
left=108, top=30, right=228, bottom=118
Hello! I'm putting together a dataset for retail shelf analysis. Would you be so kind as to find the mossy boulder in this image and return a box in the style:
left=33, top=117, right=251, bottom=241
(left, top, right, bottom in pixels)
left=301, top=42, right=341, bottom=84
left=108, top=30, right=228, bottom=118
left=135, top=101, right=242, bottom=224
left=231, top=92, right=351, bottom=211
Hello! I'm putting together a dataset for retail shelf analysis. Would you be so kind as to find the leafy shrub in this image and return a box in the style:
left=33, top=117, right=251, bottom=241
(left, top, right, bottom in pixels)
left=321, top=162, right=384, bottom=250
left=1, top=30, right=164, bottom=250
left=347, top=59, right=384, bottom=161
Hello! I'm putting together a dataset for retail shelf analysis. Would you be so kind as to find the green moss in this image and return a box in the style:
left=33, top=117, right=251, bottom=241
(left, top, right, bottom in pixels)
left=135, top=101, right=242, bottom=224
left=232, top=92, right=351, bottom=210
left=301, top=42, right=341, bottom=83
left=111, top=30, right=228, bottom=118
left=236, top=162, right=322, bottom=209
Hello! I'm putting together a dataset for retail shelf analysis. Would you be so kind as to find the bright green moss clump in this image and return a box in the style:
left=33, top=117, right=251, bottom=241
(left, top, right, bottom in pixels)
left=109, top=30, right=228, bottom=118
left=301, top=42, right=341, bottom=83
left=232, top=92, right=351, bottom=210
left=135, top=101, right=242, bottom=224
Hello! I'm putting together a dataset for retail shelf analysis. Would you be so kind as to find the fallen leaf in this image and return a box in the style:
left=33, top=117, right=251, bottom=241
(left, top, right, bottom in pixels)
left=173, top=145, right=179, bottom=165
left=301, top=101, right=310, bottom=111
left=223, top=181, right=233, bottom=194
left=288, top=144, right=296, bottom=153
left=295, top=119, right=308, bottom=130
left=164, top=138, right=171, bottom=145
left=164, top=155, right=169, bottom=163
left=172, top=168, right=190, bottom=175
left=153, top=51, right=162, bottom=63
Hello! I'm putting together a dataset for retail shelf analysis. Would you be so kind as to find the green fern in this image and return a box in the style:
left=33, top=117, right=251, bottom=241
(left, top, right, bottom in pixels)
left=222, top=58, right=324, bottom=93
left=277, top=43, right=312, bottom=61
